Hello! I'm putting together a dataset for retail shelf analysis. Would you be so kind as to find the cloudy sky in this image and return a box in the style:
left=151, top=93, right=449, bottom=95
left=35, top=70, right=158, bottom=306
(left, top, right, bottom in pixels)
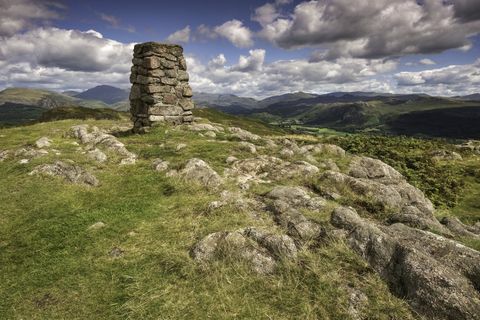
left=0, top=0, right=479, bottom=98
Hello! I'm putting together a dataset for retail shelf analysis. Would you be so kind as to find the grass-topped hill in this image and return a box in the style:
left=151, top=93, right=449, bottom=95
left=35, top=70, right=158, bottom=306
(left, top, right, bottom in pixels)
left=0, top=109, right=479, bottom=319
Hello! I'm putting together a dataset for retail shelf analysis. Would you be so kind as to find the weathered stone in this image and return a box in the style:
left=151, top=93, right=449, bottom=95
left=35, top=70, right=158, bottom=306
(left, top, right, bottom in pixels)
left=331, top=206, right=480, bottom=320
left=165, top=69, right=178, bottom=78
left=145, top=84, right=171, bottom=94
left=160, top=77, right=178, bottom=86
left=136, top=75, right=159, bottom=84
left=267, top=186, right=326, bottom=211
left=129, top=84, right=142, bottom=99
left=162, top=93, right=178, bottom=104
left=29, top=161, right=99, bottom=186
left=228, top=127, right=261, bottom=141
left=179, top=99, right=194, bottom=110
left=179, top=57, right=187, bottom=70
left=144, top=56, right=161, bottom=69
left=191, top=230, right=276, bottom=274
left=147, top=69, right=165, bottom=78
left=161, top=59, right=175, bottom=69
left=35, top=137, right=51, bottom=148
left=180, top=158, right=223, bottom=189
left=280, top=148, right=294, bottom=158
left=152, top=158, right=169, bottom=172
left=239, top=141, right=257, bottom=154
left=69, top=125, right=136, bottom=165
left=148, top=105, right=183, bottom=116
left=163, top=53, right=177, bottom=61
left=441, top=216, right=480, bottom=238
left=178, top=70, right=189, bottom=81
left=182, top=85, right=193, bottom=97
left=87, top=148, right=107, bottom=163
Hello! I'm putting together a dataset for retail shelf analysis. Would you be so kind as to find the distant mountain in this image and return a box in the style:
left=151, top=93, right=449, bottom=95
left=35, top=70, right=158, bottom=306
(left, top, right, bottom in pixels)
left=62, top=90, right=81, bottom=97
left=74, top=85, right=129, bottom=104
left=258, top=92, right=318, bottom=108
left=0, top=88, right=75, bottom=109
left=460, top=93, right=480, bottom=101
left=194, top=92, right=258, bottom=112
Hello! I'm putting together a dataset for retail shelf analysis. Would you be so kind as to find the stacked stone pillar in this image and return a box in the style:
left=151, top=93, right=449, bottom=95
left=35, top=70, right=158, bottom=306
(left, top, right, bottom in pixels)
left=129, top=42, right=194, bottom=132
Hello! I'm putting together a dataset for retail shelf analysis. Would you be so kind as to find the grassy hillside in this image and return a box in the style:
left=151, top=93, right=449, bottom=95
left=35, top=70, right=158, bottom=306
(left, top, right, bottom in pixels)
left=254, top=98, right=480, bottom=138
left=39, top=106, right=127, bottom=122
left=0, top=103, right=45, bottom=126
left=0, top=110, right=478, bottom=319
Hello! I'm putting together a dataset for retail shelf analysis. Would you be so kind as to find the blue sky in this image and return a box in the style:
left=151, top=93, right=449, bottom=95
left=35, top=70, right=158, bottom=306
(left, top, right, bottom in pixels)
left=0, top=0, right=479, bottom=97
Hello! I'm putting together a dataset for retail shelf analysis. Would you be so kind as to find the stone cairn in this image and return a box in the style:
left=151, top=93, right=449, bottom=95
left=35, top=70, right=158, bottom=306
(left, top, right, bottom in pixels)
left=129, top=42, right=194, bottom=132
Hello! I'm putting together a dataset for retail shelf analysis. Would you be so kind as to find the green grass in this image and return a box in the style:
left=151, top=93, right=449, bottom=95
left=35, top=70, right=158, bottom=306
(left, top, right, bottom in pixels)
left=0, top=117, right=418, bottom=319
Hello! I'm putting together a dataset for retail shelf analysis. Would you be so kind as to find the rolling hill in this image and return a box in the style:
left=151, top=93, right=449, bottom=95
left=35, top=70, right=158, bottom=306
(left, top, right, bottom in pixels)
left=74, top=85, right=129, bottom=104
left=1, top=86, right=480, bottom=138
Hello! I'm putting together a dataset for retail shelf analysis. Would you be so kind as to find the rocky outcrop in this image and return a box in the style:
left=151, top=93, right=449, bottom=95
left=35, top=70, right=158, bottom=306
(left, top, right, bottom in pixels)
left=430, top=150, right=463, bottom=161
left=179, top=158, right=223, bottom=189
left=29, top=161, right=99, bottom=186
left=225, top=156, right=320, bottom=189
left=69, top=125, right=136, bottom=165
left=322, top=156, right=448, bottom=233
left=191, top=230, right=276, bottom=274
left=14, top=147, right=48, bottom=159
left=35, top=137, right=52, bottom=148
left=185, top=123, right=224, bottom=132
left=129, top=42, right=194, bottom=132
left=191, top=228, right=297, bottom=274
left=441, top=217, right=480, bottom=238
left=266, top=186, right=325, bottom=211
left=331, top=206, right=480, bottom=320
left=269, top=199, right=326, bottom=242
left=228, top=127, right=261, bottom=142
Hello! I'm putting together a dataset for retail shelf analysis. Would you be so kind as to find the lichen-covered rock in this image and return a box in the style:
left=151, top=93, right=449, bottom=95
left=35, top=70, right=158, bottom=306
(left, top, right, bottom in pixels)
left=312, top=144, right=346, bottom=157
left=152, top=158, right=170, bottom=172
left=14, top=147, right=48, bottom=159
left=225, top=156, right=320, bottom=189
left=279, top=148, right=295, bottom=158
left=271, top=200, right=325, bottom=241
left=228, top=127, right=261, bottom=141
left=225, top=156, right=238, bottom=164
left=441, top=217, right=480, bottom=238
left=348, top=156, right=404, bottom=185
left=180, top=158, right=223, bottom=189
left=430, top=150, right=463, bottom=161
left=176, top=143, right=187, bottom=151
left=239, top=141, right=257, bottom=154
left=87, top=148, right=107, bottom=163
left=322, top=156, right=445, bottom=233
left=191, top=231, right=276, bottom=274
left=331, top=206, right=480, bottom=320
left=69, top=125, right=136, bottom=165
left=186, top=123, right=223, bottom=132
left=29, top=161, right=99, bottom=186
left=267, top=186, right=325, bottom=211
left=244, top=227, right=298, bottom=260
left=204, top=131, right=216, bottom=138
left=35, top=137, right=52, bottom=148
